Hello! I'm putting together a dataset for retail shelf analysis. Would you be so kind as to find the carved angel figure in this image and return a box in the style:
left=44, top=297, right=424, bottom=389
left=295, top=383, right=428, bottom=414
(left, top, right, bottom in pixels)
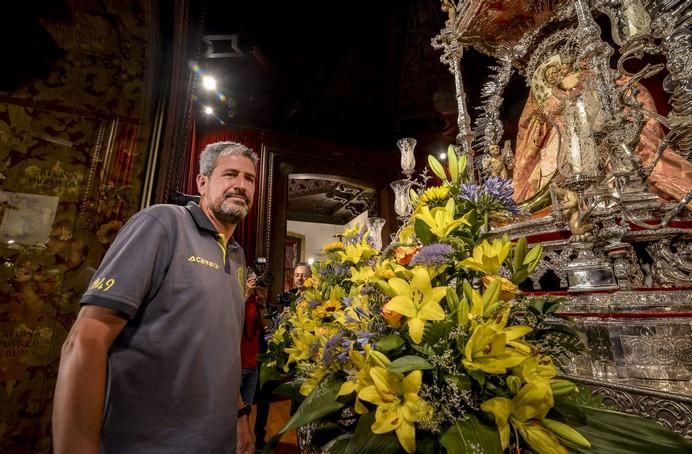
left=483, top=141, right=513, bottom=179
left=552, top=185, right=594, bottom=242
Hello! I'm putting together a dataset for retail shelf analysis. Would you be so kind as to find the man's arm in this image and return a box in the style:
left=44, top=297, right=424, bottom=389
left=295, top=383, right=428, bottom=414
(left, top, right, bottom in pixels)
left=52, top=305, right=127, bottom=454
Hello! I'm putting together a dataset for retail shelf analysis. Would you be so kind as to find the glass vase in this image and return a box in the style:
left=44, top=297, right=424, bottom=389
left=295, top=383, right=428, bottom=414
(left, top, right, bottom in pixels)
left=390, top=179, right=414, bottom=220
left=365, top=217, right=385, bottom=250
left=396, top=137, right=417, bottom=178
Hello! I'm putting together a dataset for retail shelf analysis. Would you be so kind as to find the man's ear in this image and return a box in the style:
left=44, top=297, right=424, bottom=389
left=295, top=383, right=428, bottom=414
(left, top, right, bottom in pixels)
left=196, top=174, right=207, bottom=196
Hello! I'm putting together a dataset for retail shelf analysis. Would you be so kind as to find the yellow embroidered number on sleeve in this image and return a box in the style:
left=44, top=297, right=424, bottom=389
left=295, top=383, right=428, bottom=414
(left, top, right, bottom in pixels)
left=89, top=277, right=116, bottom=291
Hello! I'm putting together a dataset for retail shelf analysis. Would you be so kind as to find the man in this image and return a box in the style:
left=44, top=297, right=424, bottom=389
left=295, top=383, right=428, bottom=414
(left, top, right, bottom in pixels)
left=273, top=263, right=312, bottom=313
left=53, top=141, right=257, bottom=454
left=254, top=263, right=312, bottom=448
left=240, top=272, right=267, bottom=408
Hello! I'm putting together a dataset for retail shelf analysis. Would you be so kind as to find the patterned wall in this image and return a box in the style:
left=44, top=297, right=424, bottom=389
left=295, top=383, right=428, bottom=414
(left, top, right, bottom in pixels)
left=0, top=1, right=157, bottom=451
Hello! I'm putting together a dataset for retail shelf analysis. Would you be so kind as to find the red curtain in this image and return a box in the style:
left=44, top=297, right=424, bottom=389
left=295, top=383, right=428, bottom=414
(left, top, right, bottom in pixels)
left=183, top=119, right=265, bottom=263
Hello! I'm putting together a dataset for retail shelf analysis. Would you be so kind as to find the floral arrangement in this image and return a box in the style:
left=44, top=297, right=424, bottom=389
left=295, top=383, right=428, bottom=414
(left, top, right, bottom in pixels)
left=261, top=150, right=692, bottom=453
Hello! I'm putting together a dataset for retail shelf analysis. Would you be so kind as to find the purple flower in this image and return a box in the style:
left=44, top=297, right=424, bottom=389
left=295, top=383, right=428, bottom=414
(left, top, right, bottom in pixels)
left=309, top=299, right=321, bottom=309
left=323, top=333, right=345, bottom=366
left=484, top=176, right=520, bottom=214
left=410, top=243, right=454, bottom=267
left=459, top=183, right=481, bottom=204
left=457, top=177, right=519, bottom=215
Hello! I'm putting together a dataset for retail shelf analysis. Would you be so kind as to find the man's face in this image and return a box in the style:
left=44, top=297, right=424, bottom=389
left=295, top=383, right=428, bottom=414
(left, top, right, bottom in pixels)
left=197, top=153, right=256, bottom=226
left=293, top=266, right=311, bottom=290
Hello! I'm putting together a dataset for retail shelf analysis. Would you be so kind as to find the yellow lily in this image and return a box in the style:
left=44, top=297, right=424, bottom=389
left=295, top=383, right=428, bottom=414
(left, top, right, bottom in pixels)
left=284, top=330, right=316, bottom=371
left=513, top=354, right=557, bottom=384
left=414, top=199, right=471, bottom=239
left=350, top=266, right=376, bottom=284
left=481, top=381, right=564, bottom=453
left=383, top=267, right=447, bottom=344
left=358, top=367, right=432, bottom=453
left=338, top=347, right=377, bottom=414
left=337, top=242, right=378, bottom=265
left=482, top=274, right=521, bottom=301
left=299, top=368, right=326, bottom=396
left=463, top=306, right=532, bottom=374
left=460, top=238, right=512, bottom=275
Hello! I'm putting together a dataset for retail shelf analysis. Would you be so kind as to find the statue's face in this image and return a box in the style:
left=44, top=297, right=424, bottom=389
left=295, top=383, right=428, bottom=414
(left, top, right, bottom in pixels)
left=544, top=64, right=562, bottom=86
left=489, top=145, right=500, bottom=155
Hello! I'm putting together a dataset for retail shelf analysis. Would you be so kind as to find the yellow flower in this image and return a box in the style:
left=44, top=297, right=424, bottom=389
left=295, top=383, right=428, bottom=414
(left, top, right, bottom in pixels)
left=460, top=238, right=512, bottom=275
left=383, top=267, right=447, bottom=344
left=323, top=240, right=344, bottom=252
left=284, top=330, right=316, bottom=371
left=414, top=199, right=471, bottom=239
left=302, top=276, right=315, bottom=288
left=482, top=274, right=521, bottom=301
left=419, top=186, right=450, bottom=204
left=481, top=381, right=562, bottom=452
left=350, top=266, right=375, bottom=284
left=299, top=368, right=326, bottom=396
left=358, top=367, right=432, bottom=453
left=513, top=354, right=557, bottom=384
left=338, top=348, right=375, bottom=413
left=337, top=242, right=378, bottom=265
left=463, top=306, right=532, bottom=374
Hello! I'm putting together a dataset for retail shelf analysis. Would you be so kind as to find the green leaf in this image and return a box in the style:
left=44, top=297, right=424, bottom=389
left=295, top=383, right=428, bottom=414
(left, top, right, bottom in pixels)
left=553, top=396, right=692, bottom=454
left=376, top=334, right=405, bottom=352
left=440, top=415, right=503, bottom=454
left=259, top=363, right=286, bottom=387
left=345, top=411, right=400, bottom=454
left=275, top=376, right=345, bottom=436
left=414, top=218, right=435, bottom=244
left=274, top=382, right=301, bottom=400
left=389, top=355, right=434, bottom=375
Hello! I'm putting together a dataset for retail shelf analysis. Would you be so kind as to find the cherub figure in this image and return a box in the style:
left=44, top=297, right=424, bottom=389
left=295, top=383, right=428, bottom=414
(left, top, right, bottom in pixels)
left=483, top=141, right=513, bottom=179
left=553, top=186, right=593, bottom=241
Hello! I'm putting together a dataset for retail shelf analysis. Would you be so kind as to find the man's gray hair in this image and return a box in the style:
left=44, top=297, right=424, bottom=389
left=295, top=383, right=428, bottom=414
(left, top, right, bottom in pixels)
left=199, top=141, right=259, bottom=176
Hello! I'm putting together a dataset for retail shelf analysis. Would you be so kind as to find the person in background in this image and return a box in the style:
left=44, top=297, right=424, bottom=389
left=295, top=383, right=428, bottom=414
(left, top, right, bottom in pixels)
left=254, top=263, right=312, bottom=449
left=52, top=141, right=258, bottom=454
left=240, top=272, right=267, bottom=409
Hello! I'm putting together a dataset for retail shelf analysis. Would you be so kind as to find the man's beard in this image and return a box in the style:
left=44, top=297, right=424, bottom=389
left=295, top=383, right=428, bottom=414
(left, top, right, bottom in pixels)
left=211, top=193, right=250, bottom=224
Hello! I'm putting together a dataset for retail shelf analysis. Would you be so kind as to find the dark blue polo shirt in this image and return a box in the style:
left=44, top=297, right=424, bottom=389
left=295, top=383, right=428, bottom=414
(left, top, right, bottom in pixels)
left=81, top=202, right=246, bottom=453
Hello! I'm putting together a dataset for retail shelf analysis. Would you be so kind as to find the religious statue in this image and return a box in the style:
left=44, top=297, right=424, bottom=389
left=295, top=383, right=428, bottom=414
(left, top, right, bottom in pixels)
left=483, top=143, right=509, bottom=179
left=552, top=185, right=594, bottom=242
left=512, top=53, right=692, bottom=209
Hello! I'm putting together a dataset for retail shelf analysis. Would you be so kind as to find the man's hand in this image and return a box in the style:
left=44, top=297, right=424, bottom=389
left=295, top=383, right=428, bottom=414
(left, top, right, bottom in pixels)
left=236, top=413, right=255, bottom=454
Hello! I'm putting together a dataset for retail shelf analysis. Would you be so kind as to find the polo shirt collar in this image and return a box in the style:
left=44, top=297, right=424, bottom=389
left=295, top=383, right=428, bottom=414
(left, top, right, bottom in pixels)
left=184, top=202, right=240, bottom=249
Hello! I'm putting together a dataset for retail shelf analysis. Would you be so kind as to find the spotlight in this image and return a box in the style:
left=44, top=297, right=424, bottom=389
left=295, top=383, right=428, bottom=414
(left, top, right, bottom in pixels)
left=307, top=257, right=315, bottom=265
left=438, top=152, right=447, bottom=161
left=204, top=106, right=213, bottom=115
left=202, top=75, right=217, bottom=91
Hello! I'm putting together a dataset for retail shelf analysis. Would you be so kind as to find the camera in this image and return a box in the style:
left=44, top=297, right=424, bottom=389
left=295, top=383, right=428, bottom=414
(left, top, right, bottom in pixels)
left=251, top=257, right=273, bottom=289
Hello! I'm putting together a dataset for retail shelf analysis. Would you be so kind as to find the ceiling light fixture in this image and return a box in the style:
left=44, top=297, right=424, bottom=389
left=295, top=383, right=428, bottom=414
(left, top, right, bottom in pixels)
left=204, top=106, right=213, bottom=115
left=202, top=75, right=217, bottom=91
